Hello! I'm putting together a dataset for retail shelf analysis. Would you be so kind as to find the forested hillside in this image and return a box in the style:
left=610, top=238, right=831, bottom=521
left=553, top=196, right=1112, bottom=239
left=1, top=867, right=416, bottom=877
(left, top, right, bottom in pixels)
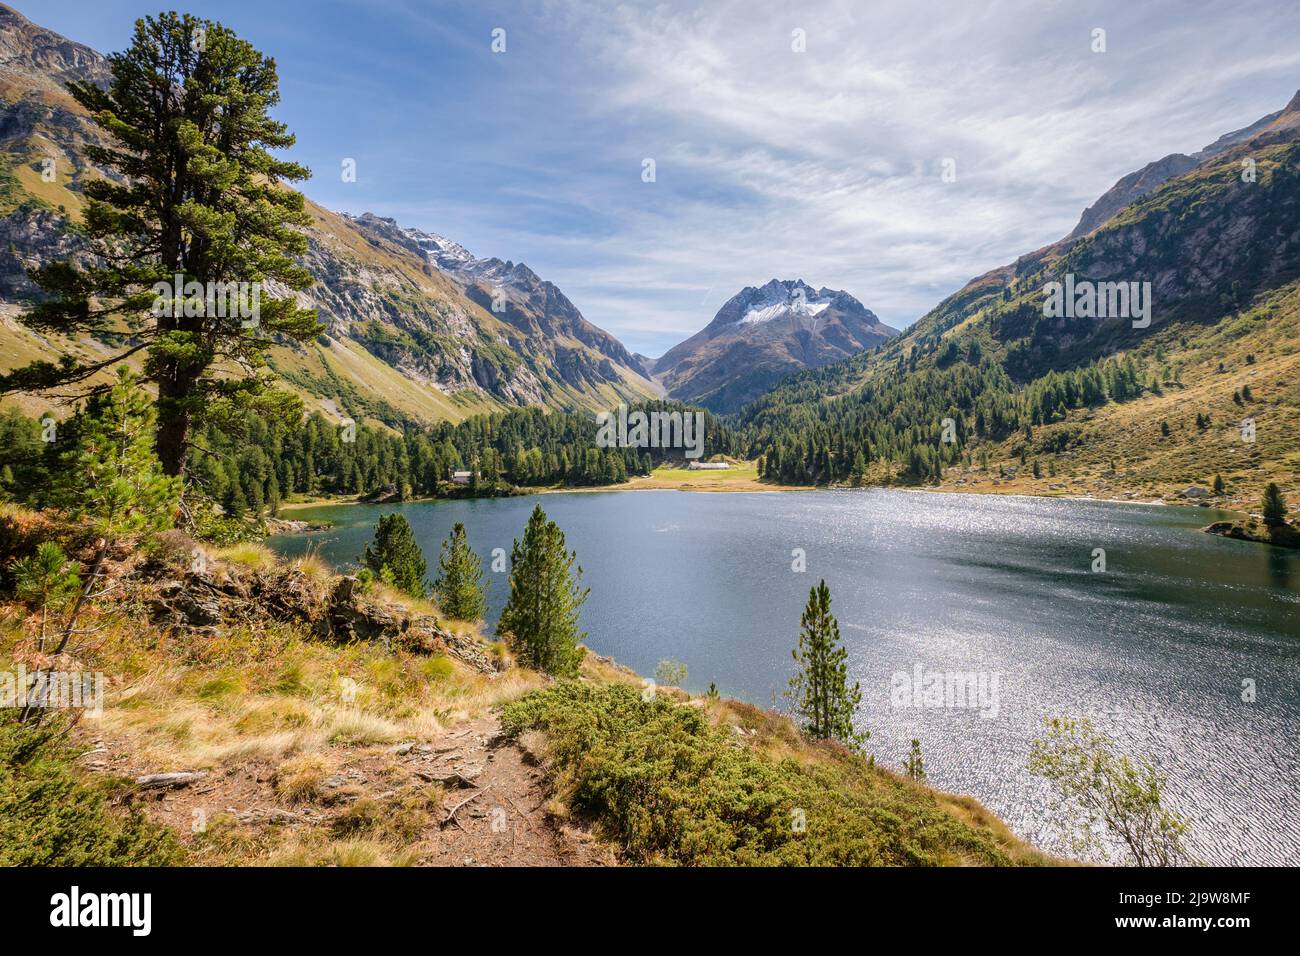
left=741, top=93, right=1300, bottom=512
left=0, top=399, right=743, bottom=519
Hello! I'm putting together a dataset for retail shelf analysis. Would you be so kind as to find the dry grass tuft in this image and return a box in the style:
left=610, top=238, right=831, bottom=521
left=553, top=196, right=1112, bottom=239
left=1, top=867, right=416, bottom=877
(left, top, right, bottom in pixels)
left=215, top=542, right=277, bottom=569
left=273, top=753, right=333, bottom=803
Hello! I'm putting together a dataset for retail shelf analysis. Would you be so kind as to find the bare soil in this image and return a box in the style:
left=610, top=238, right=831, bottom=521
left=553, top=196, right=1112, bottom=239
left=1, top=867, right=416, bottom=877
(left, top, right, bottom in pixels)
left=79, top=714, right=612, bottom=867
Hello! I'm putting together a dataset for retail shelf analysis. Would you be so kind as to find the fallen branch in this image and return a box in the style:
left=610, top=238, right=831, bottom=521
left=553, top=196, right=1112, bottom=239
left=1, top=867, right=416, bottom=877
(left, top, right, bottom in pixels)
left=441, top=789, right=483, bottom=828
left=135, top=771, right=208, bottom=790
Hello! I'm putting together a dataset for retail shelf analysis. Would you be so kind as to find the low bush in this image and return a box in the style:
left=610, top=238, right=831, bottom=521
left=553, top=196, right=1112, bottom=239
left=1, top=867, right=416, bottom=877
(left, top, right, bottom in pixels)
left=0, top=715, right=179, bottom=865
left=501, top=682, right=1025, bottom=866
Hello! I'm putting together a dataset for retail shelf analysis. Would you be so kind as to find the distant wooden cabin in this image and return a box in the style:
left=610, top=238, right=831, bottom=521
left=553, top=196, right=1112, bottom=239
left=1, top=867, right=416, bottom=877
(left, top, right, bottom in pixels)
left=686, top=461, right=731, bottom=470
left=450, top=470, right=475, bottom=485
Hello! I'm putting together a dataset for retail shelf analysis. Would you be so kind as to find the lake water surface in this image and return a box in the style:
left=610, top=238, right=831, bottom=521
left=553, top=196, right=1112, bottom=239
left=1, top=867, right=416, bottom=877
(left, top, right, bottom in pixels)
left=269, top=489, right=1300, bottom=865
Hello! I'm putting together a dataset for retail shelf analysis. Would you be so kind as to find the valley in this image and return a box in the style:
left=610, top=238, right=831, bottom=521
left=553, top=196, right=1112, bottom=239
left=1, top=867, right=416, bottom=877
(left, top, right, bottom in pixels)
left=0, top=0, right=1296, bottom=881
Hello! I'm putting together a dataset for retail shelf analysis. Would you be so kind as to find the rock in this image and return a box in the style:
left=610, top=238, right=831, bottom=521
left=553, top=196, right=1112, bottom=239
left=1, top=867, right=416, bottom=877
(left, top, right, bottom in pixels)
left=149, top=581, right=222, bottom=628
left=264, top=516, right=331, bottom=534
left=1180, top=486, right=1210, bottom=498
left=137, top=558, right=501, bottom=673
left=264, top=809, right=303, bottom=824
left=358, top=484, right=402, bottom=504
left=135, top=771, right=207, bottom=789
left=416, top=768, right=479, bottom=788
left=1203, top=520, right=1300, bottom=549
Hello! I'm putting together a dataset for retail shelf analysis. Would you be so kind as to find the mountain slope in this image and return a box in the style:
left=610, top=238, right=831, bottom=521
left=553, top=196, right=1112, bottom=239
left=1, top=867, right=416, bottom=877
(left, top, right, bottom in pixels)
left=654, top=278, right=897, bottom=413
left=740, top=90, right=1300, bottom=512
left=1066, top=99, right=1292, bottom=240
left=347, top=213, right=650, bottom=377
left=0, top=3, right=656, bottom=428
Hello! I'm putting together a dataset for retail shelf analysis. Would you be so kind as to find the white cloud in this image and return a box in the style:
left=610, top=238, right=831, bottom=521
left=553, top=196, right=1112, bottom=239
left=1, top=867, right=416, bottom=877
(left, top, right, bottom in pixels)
left=381, top=0, right=1300, bottom=356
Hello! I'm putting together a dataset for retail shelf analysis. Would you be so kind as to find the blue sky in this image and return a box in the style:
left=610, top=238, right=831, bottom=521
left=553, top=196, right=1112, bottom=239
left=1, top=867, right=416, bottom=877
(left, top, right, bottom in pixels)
left=29, top=0, right=1300, bottom=356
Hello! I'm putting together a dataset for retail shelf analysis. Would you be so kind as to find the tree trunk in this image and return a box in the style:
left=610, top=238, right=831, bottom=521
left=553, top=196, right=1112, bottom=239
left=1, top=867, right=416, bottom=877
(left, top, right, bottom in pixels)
left=154, top=372, right=192, bottom=478
left=53, top=537, right=109, bottom=657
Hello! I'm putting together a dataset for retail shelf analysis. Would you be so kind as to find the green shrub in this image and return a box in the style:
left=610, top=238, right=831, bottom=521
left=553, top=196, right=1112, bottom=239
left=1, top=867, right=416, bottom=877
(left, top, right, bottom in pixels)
left=0, top=716, right=179, bottom=865
left=501, top=682, right=1016, bottom=866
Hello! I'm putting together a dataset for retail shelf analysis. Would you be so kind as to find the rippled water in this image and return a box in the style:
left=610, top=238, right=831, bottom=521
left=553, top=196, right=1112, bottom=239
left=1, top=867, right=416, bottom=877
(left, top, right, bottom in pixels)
left=269, top=489, right=1300, bottom=865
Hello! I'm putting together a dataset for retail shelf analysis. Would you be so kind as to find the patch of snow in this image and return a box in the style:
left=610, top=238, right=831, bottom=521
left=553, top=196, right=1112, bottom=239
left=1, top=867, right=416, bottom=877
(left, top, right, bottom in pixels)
left=402, top=228, right=477, bottom=271
left=740, top=295, right=832, bottom=324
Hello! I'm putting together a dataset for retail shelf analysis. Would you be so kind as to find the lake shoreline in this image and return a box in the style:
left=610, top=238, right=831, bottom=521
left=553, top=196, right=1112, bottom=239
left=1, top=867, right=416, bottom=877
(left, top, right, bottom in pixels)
left=279, top=477, right=1242, bottom=519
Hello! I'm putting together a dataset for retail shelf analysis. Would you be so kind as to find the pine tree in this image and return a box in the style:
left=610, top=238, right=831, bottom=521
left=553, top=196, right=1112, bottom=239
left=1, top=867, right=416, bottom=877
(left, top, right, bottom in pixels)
left=496, top=504, right=588, bottom=676
left=36, top=369, right=178, bottom=707
left=52, top=368, right=180, bottom=542
left=433, top=522, right=486, bottom=620
left=1262, top=482, right=1288, bottom=527
left=0, top=13, right=319, bottom=477
left=360, top=513, right=428, bottom=597
left=1212, top=473, right=1225, bottom=495
left=787, top=579, right=867, bottom=750
left=903, top=739, right=925, bottom=780
left=10, top=542, right=80, bottom=652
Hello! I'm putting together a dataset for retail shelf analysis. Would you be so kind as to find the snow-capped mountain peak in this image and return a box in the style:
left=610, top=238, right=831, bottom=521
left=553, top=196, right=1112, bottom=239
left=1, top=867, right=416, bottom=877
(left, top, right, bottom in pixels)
left=732, top=279, right=836, bottom=324
left=651, top=278, right=899, bottom=413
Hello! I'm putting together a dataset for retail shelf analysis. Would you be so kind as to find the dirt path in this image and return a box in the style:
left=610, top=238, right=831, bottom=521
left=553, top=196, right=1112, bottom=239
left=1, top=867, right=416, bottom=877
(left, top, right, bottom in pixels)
left=404, top=715, right=607, bottom=866
left=82, top=714, right=610, bottom=867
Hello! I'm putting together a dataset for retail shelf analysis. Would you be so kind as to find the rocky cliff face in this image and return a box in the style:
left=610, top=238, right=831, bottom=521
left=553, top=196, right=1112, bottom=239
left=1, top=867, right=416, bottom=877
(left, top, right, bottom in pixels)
left=0, top=3, right=108, bottom=88
left=852, top=90, right=1300, bottom=388
left=998, top=95, right=1300, bottom=379
left=1068, top=153, right=1200, bottom=240
left=0, top=4, right=115, bottom=299
left=653, top=278, right=897, bottom=413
